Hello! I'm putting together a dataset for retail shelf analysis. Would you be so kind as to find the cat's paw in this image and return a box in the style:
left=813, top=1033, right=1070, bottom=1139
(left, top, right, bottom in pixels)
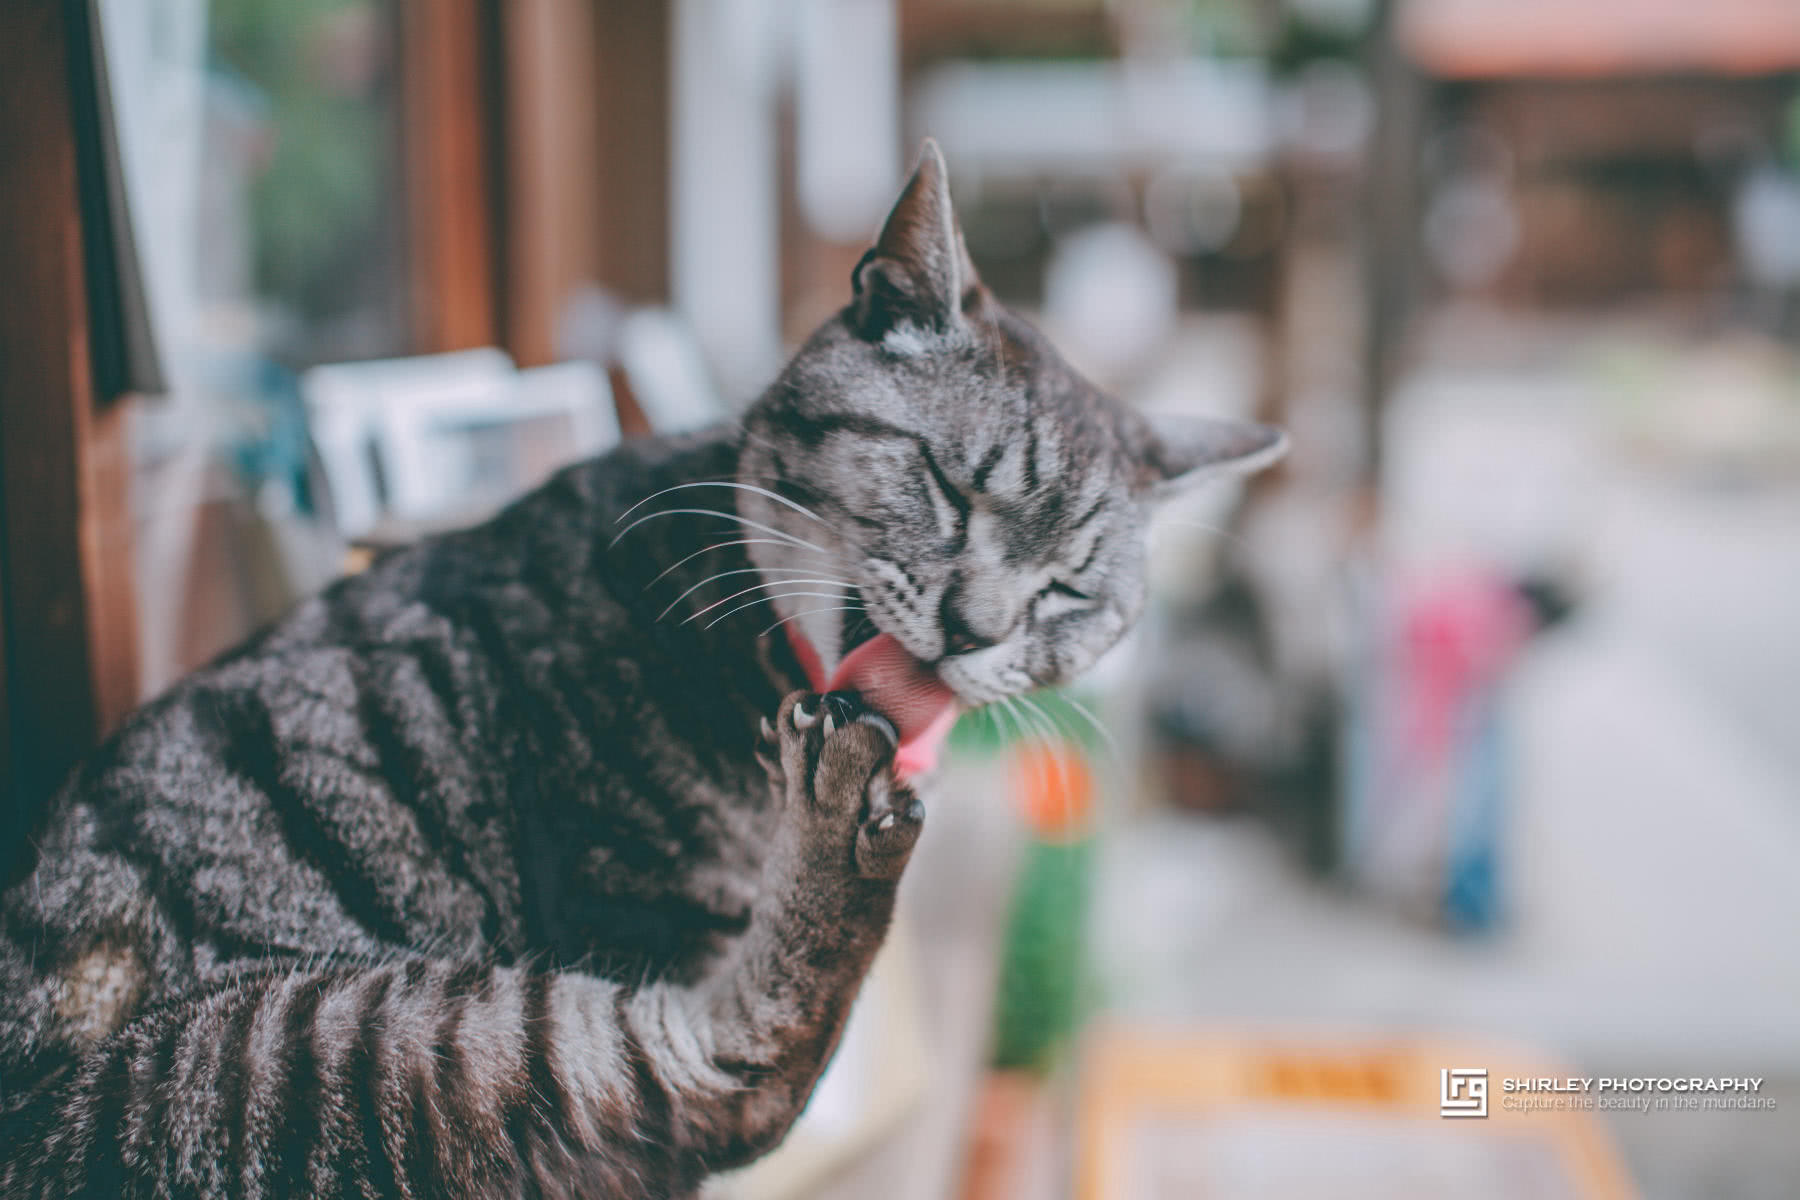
left=766, top=690, right=923, bottom=882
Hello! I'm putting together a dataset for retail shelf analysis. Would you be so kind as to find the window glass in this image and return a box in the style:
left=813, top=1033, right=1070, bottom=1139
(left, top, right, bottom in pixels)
left=97, top=0, right=408, bottom=693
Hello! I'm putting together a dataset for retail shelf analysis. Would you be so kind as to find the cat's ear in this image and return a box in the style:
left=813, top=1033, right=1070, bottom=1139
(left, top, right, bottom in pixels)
left=1134, top=414, right=1288, bottom=499
left=851, top=138, right=984, bottom=341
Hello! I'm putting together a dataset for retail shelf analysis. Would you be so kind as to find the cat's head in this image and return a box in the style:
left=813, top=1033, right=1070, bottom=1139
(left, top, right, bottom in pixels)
left=738, top=140, right=1284, bottom=707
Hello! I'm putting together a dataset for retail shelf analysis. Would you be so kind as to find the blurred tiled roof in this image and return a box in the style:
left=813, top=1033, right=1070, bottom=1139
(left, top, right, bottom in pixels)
left=1401, top=0, right=1800, bottom=78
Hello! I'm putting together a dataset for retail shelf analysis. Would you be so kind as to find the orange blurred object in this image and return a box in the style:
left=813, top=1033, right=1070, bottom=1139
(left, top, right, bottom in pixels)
left=958, top=1070, right=1044, bottom=1200
left=1009, top=743, right=1094, bottom=839
left=1402, top=0, right=1800, bottom=79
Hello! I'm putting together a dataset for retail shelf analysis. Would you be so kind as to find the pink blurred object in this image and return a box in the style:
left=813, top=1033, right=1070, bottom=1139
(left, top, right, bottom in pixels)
left=1398, top=568, right=1532, bottom=761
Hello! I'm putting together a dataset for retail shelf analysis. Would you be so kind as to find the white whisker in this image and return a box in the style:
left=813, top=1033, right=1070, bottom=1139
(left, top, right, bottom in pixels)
left=704, top=589, right=853, bottom=630
left=996, top=695, right=1031, bottom=752
left=1015, top=694, right=1073, bottom=807
left=998, top=696, right=1050, bottom=804
left=681, top=579, right=854, bottom=627
left=610, top=507, right=828, bottom=554
left=758, top=605, right=865, bottom=639
left=645, top=538, right=839, bottom=589
left=1020, top=692, right=1077, bottom=748
left=657, top=567, right=847, bottom=621
left=989, top=695, right=1019, bottom=747
left=615, top=480, right=828, bottom=528
left=1012, top=693, right=1057, bottom=744
left=1061, top=694, right=1119, bottom=760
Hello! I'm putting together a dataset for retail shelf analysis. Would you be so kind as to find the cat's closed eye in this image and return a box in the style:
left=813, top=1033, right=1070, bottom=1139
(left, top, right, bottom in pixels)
left=1035, top=580, right=1097, bottom=622
left=916, top=448, right=968, bottom=543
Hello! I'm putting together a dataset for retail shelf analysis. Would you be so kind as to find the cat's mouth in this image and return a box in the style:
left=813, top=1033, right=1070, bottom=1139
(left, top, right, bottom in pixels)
left=784, top=623, right=961, bottom=777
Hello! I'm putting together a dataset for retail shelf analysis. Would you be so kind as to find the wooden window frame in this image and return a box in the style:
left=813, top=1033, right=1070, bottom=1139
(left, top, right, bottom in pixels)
left=0, top=0, right=513, bottom=861
left=0, top=2, right=141, bottom=861
left=0, top=0, right=673, bottom=860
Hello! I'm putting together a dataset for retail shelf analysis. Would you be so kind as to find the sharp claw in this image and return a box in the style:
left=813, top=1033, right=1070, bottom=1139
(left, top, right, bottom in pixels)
left=857, top=712, right=899, bottom=747
left=760, top=716, right=774, bottom=740
left=793, top=701, right=817, bottom=730
left=821, top=693, right=860, bottom=737
left=877, top=812, right=896, bottom=832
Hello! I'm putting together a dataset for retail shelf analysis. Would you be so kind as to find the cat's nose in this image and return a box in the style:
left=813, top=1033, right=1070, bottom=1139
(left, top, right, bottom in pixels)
left=939, top=585, right=1012, bottom=655
left=943, top=621, right=991, bottom=656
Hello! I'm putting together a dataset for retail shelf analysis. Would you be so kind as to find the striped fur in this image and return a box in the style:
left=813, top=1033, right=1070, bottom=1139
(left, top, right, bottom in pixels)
left=0, top=143, right=1280, bottom=1198
left=0, top=429, right=921, bottom=1198
left=6, top=866, right=900, bottom=1198
left=1, top=548, right=915, bottom=1198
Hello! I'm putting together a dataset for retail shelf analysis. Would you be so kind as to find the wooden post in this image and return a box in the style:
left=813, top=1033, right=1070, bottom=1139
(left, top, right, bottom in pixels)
left=590, top=0, right=672, bottom=306
left=0, top=1, right=142, bottom=852
left=493, top=0, right=672, bottom=366
left=401, top=0, right=503, bottom=353
left=1359, top=0, right=1427, bottom=491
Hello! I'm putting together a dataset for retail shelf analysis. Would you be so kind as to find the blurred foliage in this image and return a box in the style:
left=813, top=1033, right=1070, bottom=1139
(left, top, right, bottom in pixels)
left=1785, top=90, right=1800, bottom=169
left=1268, top=0, right=1377, bottom=74
left=950, top=686, right=1113, bottom=756
left=1177, top=0, right=1268, bottom=59
left=209, top=0, right=399, bottom=321
left=1267, top=20, right=1367, bottom=76
left=989, top=837, right=1094, bottom=1073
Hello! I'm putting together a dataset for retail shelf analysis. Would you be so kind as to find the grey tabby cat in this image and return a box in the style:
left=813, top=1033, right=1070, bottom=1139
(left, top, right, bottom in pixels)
left=0, top=142, right=1281, bottom=1198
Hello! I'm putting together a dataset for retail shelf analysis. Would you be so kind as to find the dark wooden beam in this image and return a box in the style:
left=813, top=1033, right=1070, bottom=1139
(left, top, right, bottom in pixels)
left=1360, top=3, right=1427, bottom=488
left=0, top=2, right=142, bottom=852
left=497, top=0, right=594, bottom=366
left=401, top=0, right=503, bottom=353
left=590, top=0, right=671, bottom=306
left=491, top=0, right=672, bottom=367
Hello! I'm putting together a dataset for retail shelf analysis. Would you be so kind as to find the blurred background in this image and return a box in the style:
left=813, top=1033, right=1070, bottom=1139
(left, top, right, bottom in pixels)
left=3, top=0, right=1800, bottom=1197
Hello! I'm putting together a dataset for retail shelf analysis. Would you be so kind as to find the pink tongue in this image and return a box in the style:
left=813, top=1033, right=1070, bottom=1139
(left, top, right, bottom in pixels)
left=826, top=634, right=961, bottom=778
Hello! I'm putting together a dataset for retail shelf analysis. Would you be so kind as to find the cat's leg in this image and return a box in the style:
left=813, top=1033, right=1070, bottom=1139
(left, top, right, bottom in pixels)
left=1, top=690, right=920, bottom=1199
left=687, top=687, right=924, bottom=1163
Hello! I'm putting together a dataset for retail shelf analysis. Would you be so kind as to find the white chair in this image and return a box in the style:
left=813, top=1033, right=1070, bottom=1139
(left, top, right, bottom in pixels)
left=301, top=350, right=619, bottom=540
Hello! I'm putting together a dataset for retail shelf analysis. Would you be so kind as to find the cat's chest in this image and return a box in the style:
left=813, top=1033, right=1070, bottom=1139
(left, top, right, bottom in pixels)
left=542, top=755, right=778, bottom=974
